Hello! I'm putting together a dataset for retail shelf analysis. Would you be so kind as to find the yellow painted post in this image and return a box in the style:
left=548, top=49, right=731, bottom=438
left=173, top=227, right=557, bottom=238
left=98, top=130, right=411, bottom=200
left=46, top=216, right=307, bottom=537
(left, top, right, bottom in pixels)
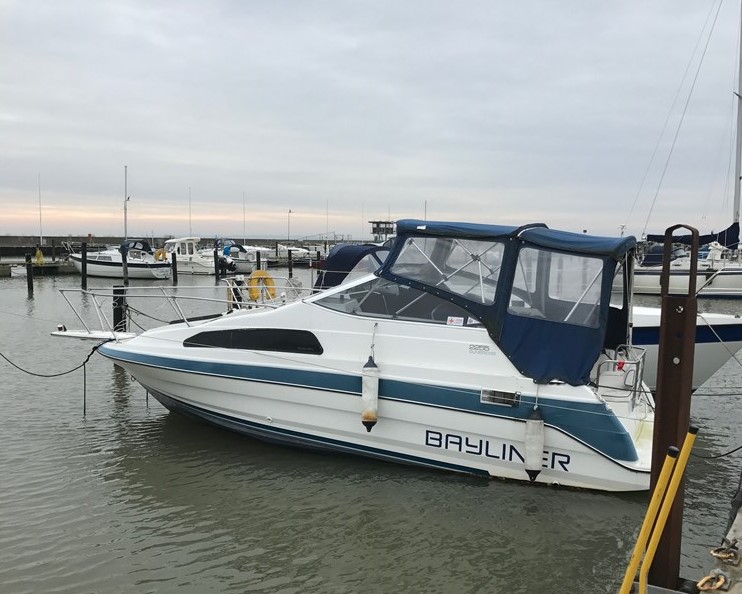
left=638, top=427, right=699, bottom=594
left=619, top=446, right=679, bottom=594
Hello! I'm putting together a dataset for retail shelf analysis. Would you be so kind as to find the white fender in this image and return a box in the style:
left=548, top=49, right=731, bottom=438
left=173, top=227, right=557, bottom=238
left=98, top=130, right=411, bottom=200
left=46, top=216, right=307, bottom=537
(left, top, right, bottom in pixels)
left=361, top=355, right=379, bottom=432
left=524, top=406, right=544, bottom=481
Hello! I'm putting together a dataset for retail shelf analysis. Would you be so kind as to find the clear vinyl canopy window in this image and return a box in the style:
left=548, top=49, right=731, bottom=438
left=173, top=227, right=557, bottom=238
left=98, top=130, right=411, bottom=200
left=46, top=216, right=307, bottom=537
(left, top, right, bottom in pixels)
left=508, top=246, right=604, bottom=328
left=390, top=237, right=506, bottom=305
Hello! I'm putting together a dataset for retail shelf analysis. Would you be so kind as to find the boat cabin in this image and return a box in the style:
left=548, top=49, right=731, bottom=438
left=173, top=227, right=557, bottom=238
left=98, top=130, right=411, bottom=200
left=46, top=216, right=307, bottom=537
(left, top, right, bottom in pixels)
left=119, top=239, right=155, bottom=261
left=315, top=219, right=636, bottom=386
left=165, top=237, right=201, bottom=257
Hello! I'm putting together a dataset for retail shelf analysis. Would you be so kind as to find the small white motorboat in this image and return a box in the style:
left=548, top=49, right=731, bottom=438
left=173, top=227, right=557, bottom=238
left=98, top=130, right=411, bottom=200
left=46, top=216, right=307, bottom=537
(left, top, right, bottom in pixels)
left=68, top=239, right=171, bottom=280
left=165, top=237, right=234, bottom=275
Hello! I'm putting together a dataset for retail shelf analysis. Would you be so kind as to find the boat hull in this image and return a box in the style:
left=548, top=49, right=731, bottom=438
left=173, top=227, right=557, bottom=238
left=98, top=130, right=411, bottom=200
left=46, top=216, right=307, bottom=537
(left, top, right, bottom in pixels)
left=173, top=256, right=217, bottom=275
left=632, top=306, right=742, bottom=390
left=633, top=266, right=742, bottom=297
left=100, top=346, right=650, bottom=492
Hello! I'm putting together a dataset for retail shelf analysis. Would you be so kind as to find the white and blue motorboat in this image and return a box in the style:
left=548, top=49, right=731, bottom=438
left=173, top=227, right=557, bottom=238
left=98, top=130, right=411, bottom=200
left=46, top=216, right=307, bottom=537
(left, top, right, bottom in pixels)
left=68, top=239, right=171, bottom=280
left=99, top=220, right=655, bottom=491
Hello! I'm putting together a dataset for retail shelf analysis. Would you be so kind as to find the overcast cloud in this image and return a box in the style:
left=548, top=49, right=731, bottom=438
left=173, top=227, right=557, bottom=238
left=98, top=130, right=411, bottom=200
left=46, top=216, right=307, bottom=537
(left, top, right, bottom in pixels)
left=0, top=0, right=739, bottom=240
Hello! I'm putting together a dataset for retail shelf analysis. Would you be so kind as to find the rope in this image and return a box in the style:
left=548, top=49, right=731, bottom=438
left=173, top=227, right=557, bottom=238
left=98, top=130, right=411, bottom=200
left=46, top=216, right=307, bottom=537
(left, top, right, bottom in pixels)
left=126, top=304, right=171, bottom=325
left=0, top=342, right=107, bottom=377
left=692, top=443, right=742, bottom=460
left=693, top=391, right=742, bottom=397
left=625, top=0, right=721, bottom=233
left=695, top=313, right=742, bottom=368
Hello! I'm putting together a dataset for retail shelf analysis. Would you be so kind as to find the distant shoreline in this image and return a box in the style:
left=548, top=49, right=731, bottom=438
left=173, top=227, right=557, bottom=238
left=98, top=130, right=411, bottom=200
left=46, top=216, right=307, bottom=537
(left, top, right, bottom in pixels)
left=0, top=235, right=336, bottom=250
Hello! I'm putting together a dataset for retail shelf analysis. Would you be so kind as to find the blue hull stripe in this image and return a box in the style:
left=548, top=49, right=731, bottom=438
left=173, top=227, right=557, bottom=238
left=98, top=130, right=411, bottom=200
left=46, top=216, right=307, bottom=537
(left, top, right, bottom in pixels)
left=633, top=323, right=742, bottom=345
left=149, top=387, right=489, bottom=476
left=98, top=344, right=638, bottom=461
left=635, top=269, right=742, bottom=277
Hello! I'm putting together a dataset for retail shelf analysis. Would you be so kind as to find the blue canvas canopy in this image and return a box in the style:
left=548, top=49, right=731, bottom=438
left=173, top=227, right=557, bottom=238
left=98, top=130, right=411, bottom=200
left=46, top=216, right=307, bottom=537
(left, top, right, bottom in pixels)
left=380, top=219, right=636, bottom=386
left=518, top=227, right=636, bottom=259
left=646, top=221, right=739, bottom=249
left=314, top=244, right=390, bottom=289
left=394, top=220, right=635, bottom=258
left=120, top=239, right=154, bottom=253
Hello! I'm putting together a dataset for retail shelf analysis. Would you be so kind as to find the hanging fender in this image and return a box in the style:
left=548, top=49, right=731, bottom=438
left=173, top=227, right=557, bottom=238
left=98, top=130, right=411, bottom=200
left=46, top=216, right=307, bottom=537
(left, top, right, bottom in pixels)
left=361, top=355, right=379, bottom=432
left=524, top=406, right=545, bottom=482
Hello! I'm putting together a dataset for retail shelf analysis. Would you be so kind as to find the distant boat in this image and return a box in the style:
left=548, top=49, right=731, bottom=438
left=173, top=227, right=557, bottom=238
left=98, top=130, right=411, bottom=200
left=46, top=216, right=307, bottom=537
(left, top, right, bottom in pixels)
left=269, top=243, right=311, bottom=265
left=214, top=239, right=271, bottom=274
left=165, top=237, right=235, bottom=275
left=68, top=239, right=171, bottom=280
left=632, top=235, right=742, bottom=297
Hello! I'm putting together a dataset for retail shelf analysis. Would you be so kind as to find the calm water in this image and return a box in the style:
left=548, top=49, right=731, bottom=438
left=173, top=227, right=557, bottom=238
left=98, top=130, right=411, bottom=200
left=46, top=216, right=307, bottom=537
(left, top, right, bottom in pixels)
left=1, top=273, right=741, bottom=593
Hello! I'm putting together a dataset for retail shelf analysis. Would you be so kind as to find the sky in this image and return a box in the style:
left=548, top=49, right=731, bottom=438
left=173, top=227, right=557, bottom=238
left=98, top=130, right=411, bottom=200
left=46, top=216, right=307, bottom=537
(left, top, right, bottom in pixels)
left=1, top=0, right=741, bottom=242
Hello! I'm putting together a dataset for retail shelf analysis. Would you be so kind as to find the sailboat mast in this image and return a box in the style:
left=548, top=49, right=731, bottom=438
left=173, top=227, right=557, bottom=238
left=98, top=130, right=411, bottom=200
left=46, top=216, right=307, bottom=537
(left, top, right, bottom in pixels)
left=735, top=2, right=742, bottom=225
left=37, top=173, right=43, bottom=246
left=124, top=165, right=128, bottom=240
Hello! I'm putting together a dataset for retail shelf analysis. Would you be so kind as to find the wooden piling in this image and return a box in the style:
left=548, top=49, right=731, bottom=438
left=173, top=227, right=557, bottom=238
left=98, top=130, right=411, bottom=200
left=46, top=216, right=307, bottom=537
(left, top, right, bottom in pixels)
left=121, top=244, right=129, bottom=287
left=25, top=253, right=33, bottom=294
left=81, top=242, right=88, bottom=290
left=171, top=252, right=178, bottom=285
left=213, top=248, right=220, bottom=281
left=113, top=286, right=127, bottom=332
left=256, top=251, right=261, bottom=271
left=288, top=249, right=293, bottom=279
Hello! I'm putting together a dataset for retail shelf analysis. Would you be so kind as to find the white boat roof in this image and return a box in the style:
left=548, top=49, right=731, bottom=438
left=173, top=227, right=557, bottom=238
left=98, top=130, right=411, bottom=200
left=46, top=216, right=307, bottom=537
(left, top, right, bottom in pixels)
left=165, top=237, right=202, bottom=244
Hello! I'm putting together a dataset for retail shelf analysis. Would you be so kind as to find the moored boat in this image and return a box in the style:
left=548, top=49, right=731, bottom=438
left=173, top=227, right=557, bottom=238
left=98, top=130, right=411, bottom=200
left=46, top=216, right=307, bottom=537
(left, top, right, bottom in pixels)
left=99, top=219, right=656, bottom=491
left=215, top=239, right=271, bottom=273
left=68, top=239, right=171, bottom=280
left=165, top=237, right=235, bottom=275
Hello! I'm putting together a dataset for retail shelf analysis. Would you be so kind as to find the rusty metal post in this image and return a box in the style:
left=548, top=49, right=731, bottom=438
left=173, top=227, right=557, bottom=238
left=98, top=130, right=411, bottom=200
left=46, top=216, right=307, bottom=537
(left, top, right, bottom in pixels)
left=648, top=224, right=698, bottom=589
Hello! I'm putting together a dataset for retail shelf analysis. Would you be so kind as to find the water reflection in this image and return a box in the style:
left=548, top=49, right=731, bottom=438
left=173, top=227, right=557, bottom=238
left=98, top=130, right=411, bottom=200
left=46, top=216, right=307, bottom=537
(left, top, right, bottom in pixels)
left=98, top=407, right=647, bottom=593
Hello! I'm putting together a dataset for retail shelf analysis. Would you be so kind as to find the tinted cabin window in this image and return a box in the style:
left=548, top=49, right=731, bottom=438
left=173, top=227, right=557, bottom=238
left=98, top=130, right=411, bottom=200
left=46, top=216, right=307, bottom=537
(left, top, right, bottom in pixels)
left=184, top=329, right=323, bottom=355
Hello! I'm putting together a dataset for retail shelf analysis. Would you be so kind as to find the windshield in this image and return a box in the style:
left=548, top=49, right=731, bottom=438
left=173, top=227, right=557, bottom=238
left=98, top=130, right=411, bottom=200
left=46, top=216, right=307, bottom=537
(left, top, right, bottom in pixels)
left=389, top=237, right=505, bottom=305
left=316, top=276, right=481, bottom=326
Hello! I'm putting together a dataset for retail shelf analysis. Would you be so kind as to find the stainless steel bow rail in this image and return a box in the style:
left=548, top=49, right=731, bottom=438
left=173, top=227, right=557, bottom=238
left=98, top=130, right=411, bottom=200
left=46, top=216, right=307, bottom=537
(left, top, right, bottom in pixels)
left=52, top=275, right=312, bottom=341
